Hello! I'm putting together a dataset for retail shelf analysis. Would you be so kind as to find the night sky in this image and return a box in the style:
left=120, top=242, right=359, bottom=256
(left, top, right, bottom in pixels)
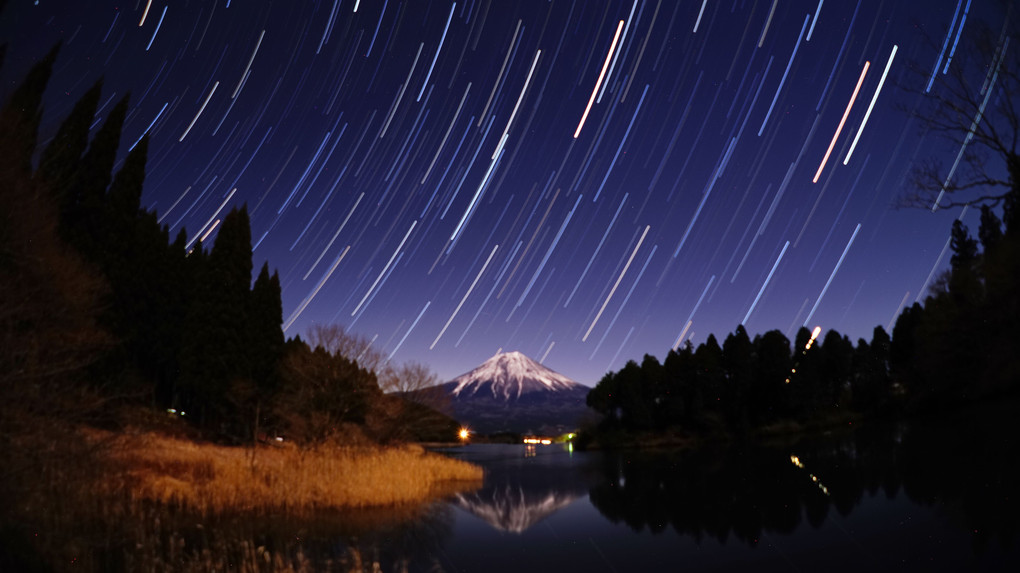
left=1, top=1, right=1005, bottom=386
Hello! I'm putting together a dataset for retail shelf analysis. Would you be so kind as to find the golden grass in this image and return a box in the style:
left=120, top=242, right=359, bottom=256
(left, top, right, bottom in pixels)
left=95, top=431, right=482, bottom=515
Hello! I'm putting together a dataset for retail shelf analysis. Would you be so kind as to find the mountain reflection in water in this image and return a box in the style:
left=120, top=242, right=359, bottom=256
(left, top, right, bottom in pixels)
left=445, top=442, right=592, bottom=533
left=17, top=409, right=1018, bottom=571
left=437, top=408, right=1018, bottom=571
left=453, top=485, right=583, bottom=533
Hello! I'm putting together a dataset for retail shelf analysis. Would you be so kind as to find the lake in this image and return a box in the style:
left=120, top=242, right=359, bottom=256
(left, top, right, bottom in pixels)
left=26, top=411, right=1017, bottom=571
left=87, top=410, right=1011, bottom=572
left=421, top=423, right=1019, bottom=573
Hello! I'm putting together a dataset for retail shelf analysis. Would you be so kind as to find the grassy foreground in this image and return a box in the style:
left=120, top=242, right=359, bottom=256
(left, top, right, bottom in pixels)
left=95, top=430, right=482, bottom=514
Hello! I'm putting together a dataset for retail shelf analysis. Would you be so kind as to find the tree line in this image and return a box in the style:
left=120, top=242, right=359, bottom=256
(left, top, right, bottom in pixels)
left=0, top=43, right=455, bottom=446
left=586, top=17, right=1020, bottom=439
left=586, top=178, right=1019, bottom=438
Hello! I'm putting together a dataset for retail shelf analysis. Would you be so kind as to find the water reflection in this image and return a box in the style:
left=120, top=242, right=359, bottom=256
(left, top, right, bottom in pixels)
left=587, top=415, right=1019, bottom=553
left=446, top=443, right=591, bottom=533
left=453, top=484, right=582, bottom=533
left=10, top=410, right=1018, bottom=570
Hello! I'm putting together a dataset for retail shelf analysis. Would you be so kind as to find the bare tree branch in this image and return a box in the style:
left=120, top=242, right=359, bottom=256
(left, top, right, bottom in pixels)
left=901, top=12, right=1020, bottom=211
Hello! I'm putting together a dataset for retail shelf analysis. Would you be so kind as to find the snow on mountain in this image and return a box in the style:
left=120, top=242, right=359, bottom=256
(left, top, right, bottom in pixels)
left=453, top=485, right=582, bottom=533
left=449, top=351, right=583, bottom=401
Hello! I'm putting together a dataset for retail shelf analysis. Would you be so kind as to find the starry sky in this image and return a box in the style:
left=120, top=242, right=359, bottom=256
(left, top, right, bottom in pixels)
left=1, top=1, right=1007, bottom=386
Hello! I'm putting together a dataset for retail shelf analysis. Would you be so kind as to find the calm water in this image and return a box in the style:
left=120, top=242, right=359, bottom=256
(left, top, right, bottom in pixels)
left=426, top=429, right=1019, bottom=573
left=43, top=413, right=1020, bottom=571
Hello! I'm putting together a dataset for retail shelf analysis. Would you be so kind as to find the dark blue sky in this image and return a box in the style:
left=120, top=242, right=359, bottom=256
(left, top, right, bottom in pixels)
left=1, top=1, right=1006, bottom=385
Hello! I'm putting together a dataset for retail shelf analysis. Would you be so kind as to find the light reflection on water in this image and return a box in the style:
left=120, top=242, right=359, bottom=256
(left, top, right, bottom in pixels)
left=422, top=417, right=1020, bottom=572
left=13, top=415, right=1020, bottom=571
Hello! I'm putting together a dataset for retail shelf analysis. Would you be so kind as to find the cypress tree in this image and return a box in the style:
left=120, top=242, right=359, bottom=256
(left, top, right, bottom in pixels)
left=103, top=135, right=148, bottom=254
left=208, top=206, right=253, bottom=297
left=154, top=227, right=191, bottom=407
left=249, top=262, right=284, bottom=397
left=97, top=136, right=168, bottom=397
left=62, top=94, right=129, bottom=254
left=179, top=239, right=214, bottom=420
left=0, top=42, right=60, bottom=173
left=208, top=206, right=253, bottom=383
left=178, top=207, right=254, bottom=429
left=37, top=78, right=103, bottom=201
left=245, top=263, right=284, bottom=440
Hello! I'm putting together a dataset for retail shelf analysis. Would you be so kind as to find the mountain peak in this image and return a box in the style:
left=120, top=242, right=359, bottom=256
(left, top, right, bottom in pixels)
left=449, top=351, right=582, bottom=401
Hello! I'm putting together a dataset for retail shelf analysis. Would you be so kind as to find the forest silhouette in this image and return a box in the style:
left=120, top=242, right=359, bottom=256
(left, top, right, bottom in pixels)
left=584, top=190, right=1019, bottom=440
left=0, top=42, right=458, bottom=454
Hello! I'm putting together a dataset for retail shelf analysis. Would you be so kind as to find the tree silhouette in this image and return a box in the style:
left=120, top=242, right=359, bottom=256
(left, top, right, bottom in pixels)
left=721, top=325, right=753, bottom=431
left=61, top=94, right=129, bottom=259
left=37, top=78, right=102, bottom=194
left=751, top=330, right=791, bottom=424
left=0, top=42, right=59, bottom=173
left=905, top=12, right=1020, bottom=211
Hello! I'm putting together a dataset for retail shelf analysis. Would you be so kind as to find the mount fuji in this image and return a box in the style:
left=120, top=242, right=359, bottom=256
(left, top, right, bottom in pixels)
left=435, top=351, right=592, bottom=434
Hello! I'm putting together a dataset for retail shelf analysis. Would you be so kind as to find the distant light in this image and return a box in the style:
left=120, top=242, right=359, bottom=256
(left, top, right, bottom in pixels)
left=805, top=326, right=822, bottom=350
left=458, top=428, right=470, bottom=440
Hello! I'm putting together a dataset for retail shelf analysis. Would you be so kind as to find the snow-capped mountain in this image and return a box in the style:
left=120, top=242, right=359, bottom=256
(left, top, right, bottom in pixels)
left=449, top=351, right=584, bottom=401
left=435, top=351, right=593, bottom=434
left=453, top=484, right=583, bottom=533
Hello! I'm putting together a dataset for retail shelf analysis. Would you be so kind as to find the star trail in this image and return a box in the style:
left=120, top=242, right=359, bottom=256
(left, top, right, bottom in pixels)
left=1, top=0, right=1005, bottom=385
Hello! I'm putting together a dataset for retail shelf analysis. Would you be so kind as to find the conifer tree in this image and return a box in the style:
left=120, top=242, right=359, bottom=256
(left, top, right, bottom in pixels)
left=948, top=220, right=981, bottom=305
left=978, top=205, right=1004, bottom=253
left=208, top=206, right=254, bottom=379
left=37, top=78, right=102, bottom=200
left=853, top=325, right=893, bottom=412
left=890, top=303, right=923, bottom=388
left=103, top=135, right=148, bottom=251
left=818, top=330, right=853, bottom=408
left=178, top=208, right=255, bottom=429
left=245, top=263, right=284, bottom=436
left=661, top=345, right=694, bottom=425
left=721, top=325, right=753, bottom=429
left=250, top=262, right=284, bottom=396
left=62, top=94, right=129, bottom=255
left=789, top=327, right=822, bottom=417
left=751, top=330, right=791, bottom=424
left=0, top=42, right=59, bottom=173
left=97, top=135, right=179, bottom=397
left=693, top=334, right=724, bottom=423
left=178, top=239, right=217, bottom=420
left=153, top=228, right=191, bottom=407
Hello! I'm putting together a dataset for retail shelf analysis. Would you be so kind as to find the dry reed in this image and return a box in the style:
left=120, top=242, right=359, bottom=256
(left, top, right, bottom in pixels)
left=96, top=430, right=482, bottom=515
